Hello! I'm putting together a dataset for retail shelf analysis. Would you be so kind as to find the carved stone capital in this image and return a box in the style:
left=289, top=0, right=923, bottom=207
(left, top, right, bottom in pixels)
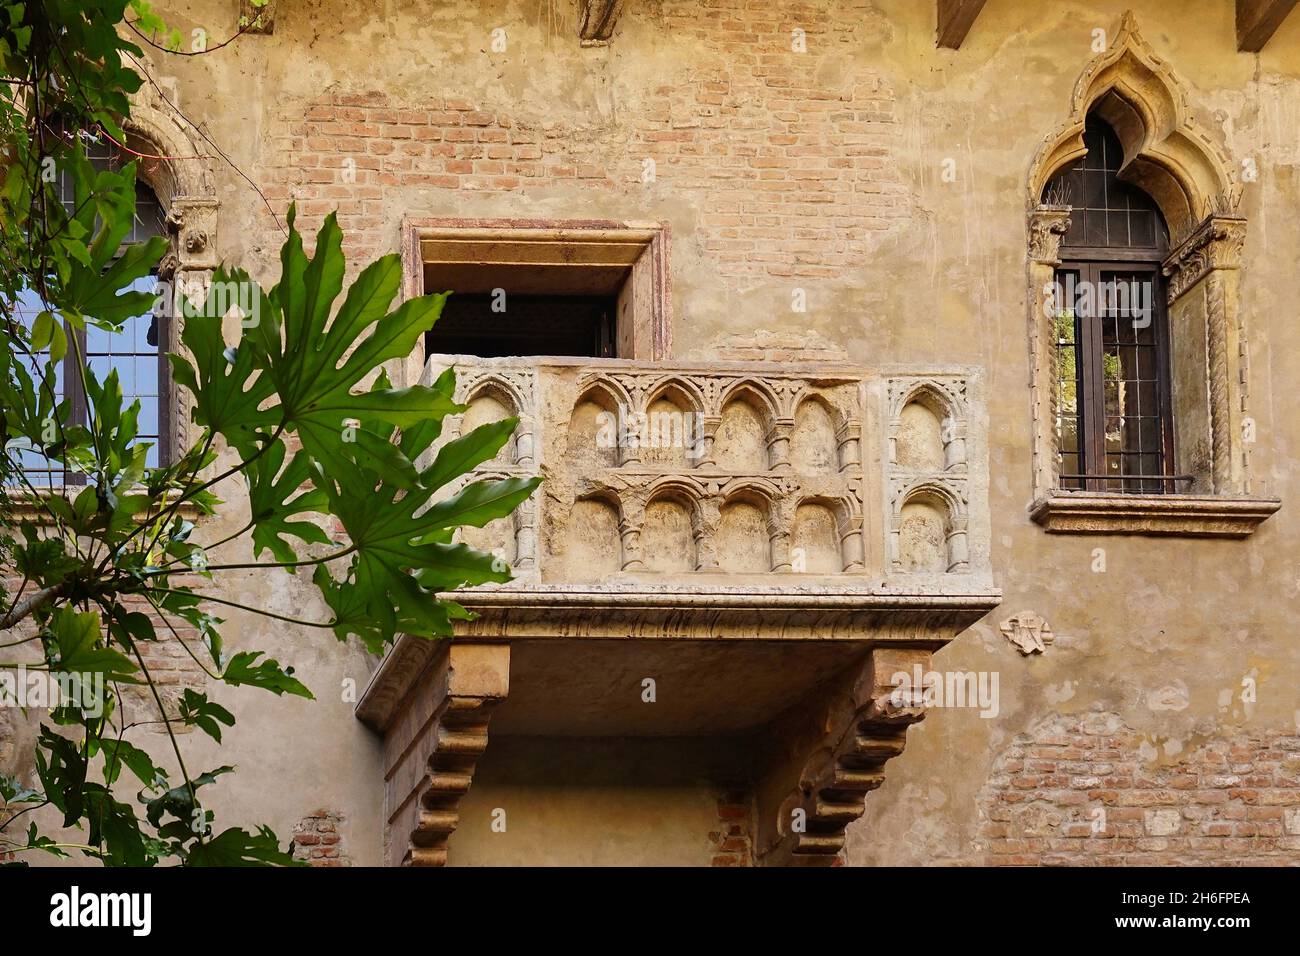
left=1028, top=205, right=1072, bottom=264
left=1162, top=215, right=1247, bottom=303
left=167, top=197, right=220, bottom=271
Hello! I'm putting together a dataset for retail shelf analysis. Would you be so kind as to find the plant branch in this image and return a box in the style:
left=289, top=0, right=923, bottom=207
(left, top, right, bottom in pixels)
left=144, top=587, right=336, bottom=630
left=0, top=583, right=66, bottom=629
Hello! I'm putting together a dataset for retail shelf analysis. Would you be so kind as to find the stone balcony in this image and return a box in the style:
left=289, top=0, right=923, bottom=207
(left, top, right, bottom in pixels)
left=436, top=355, right=991, bottom=593
left=358, top=354, right=1001, bottom=866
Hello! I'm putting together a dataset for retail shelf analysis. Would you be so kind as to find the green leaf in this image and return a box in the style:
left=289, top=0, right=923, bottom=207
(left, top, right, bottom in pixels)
left=49, top=607, right=141, bottom=684
left=316, top=474, right=538, bottom=646
left=178, top=689, right=235, bottom=744
left=83, top=786, right=152, bottom=866
left=0, top=773, right=42, bottom=805
left=167, top=267, right=279, bottom=455
left=29, top=310, right=53, bottom=350
left=245, top=440, right=331, bottom=563
left=95, top=738, right=165, bottom=789
left=187, top=825, right=302, bottom=867
left=34, top=727, right=87, bottom=826
left=421, top=417, right=518, bottom=493
left=145, top=766, right=232, bottom=830
left=341, top=426, right=421, bottom=491
left=418, top=476, right=542, bottom=535
left=222, top=651, right=314, bottom=699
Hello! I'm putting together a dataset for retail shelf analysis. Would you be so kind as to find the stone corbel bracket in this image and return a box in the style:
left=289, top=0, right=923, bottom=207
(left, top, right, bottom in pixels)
left=756, top=646, right=930, bottom=866
left=360, top=641, right=510, bottom=867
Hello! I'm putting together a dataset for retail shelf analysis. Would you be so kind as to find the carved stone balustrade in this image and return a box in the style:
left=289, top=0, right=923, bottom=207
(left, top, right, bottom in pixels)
left=422, top=355, right=994, bottom=593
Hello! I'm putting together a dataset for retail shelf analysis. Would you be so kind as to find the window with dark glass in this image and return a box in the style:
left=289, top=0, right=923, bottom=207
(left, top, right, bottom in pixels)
left=13, top=132, right=169, bottom=486
left=1044, top=117, right=1177, bottom=494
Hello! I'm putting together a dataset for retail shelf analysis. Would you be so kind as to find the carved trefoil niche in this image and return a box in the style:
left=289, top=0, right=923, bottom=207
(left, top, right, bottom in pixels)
left=543, top=363, right=989, bottom=584
left=884, top=376, right=973, bottom=575
left=561, top=368, right=870, bottom=578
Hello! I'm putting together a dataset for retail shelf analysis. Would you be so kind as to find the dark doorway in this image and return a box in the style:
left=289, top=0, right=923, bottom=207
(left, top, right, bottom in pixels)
left=426, top=293, right=617, bottom=358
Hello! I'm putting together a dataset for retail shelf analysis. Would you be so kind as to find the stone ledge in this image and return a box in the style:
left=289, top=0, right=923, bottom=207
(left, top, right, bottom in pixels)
left=355, top=587, right=1001, bottom=732
left=5, top=490, right=208, bottom=526
left=1029, top=493, right=1280, bottom=537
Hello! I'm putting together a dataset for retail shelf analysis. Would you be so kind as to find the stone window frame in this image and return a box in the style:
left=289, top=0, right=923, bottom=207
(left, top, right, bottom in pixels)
left=123, top=89, right=221, bottom=464
left=1023, top=14, right=1279, bottom=537
left=9, top=87, right=219, bottom=521
left=396, top=217, right=672, bottom=387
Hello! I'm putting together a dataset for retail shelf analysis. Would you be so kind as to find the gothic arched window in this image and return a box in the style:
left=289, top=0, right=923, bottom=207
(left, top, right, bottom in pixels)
left=1044, top=117, right=1176, bottom=494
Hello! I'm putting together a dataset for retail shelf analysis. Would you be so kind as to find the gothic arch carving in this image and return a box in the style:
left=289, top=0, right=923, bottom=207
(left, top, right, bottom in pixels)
left=124, top=92, right=216, bottom=205
left=570, top=376, right=629, bottom=466
left=574, top=374, right=634, bottom=416
left=889, top=478, right=970, bottom=574
left=1028, top=11, right=1238, bottom=241
left=644, top=474, right=707, bottom=507
left=719, top=477, right=783, bottom=511
left=643, top=375, right=706, bottom=417
left=793, top=493, right=864, bottom=573
left=888, top=380, right=960, bottom=423
left=462, top=375, right=525, bottom=417
left=894, top=479, right=966, bottom=522
left=718, top=379, right=781, bottom=430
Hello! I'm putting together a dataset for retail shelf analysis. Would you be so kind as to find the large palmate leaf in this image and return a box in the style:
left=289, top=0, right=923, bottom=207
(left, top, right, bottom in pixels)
left=167, top=266, right=279, bottom=456
left=304, top=369, right=540, bottom=649
left=246, top=441, right=330, bottom=563
left=172, top=206, right=540, bottom=649
left=251, top=208, right=462, bottom=474
left=59, top=153, right=168, bottom=327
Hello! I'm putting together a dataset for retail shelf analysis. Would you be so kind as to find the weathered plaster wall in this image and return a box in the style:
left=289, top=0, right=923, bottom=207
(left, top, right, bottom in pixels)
left=450, top=737, right=747, bottom=866
left=7, top=0, right=1296, bottom=866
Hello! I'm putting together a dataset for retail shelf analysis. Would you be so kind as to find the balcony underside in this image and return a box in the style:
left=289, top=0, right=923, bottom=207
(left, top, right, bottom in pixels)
left=357, top=586, right=999, bottom=736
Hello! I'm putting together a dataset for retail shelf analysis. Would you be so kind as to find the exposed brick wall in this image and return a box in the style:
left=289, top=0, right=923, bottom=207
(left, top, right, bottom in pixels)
left=261, top=0, right=908, bottom=279
left=0, top=576, right=205, bottom=733
left=116, top=591, right=208, bottom=731
left=978, top=713, right=1300, bottom=866
left=709, top=787, right=754, bottom=866
left=293, top=808, right=351, bottom=866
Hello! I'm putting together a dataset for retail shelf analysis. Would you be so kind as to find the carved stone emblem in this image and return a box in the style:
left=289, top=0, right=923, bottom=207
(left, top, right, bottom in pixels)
left=1000, top=611, right=1054, bottom=655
